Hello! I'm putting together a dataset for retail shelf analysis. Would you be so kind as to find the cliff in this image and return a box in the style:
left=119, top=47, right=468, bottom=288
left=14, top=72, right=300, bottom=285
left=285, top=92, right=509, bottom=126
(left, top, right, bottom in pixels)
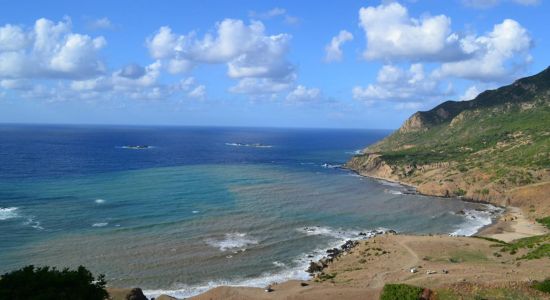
left=347, top=66, right=550, bottom=217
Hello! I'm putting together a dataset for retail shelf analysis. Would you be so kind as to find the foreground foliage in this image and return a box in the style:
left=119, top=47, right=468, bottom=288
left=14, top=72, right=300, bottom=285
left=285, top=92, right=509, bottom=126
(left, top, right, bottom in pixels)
left=533, top=278, right=550, bottom=294
left=0, top=265, right=108, bottom=300
left=380, top=283, right=424, bottom=300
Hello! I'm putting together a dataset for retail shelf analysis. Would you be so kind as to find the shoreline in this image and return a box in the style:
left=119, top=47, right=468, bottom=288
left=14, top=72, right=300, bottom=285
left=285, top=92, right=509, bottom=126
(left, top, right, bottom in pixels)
left=118, top=170, right=514, bottom=299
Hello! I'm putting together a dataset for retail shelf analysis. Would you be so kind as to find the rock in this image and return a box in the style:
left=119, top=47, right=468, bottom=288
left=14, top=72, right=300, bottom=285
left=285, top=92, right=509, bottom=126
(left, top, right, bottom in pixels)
left=306, top=261, right=324, bottom=273
left=359, top=232, right=367, bottom=236
left=386, top=230, right=398, bottom=235
left=125, top=288, right=148, bottom=300
left=265, top=285, right=274, bottom=292
left=300, top=282, right=309, bottom=287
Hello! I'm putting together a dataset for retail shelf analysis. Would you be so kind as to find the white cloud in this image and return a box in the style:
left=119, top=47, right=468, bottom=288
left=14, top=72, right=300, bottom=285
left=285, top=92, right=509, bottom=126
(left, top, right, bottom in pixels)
left=249, top=8, right=300, bottom=25
left=188, top=85, right=206, bottom=99
left=87, top=17, right=114, bottom=30
left=147, top=19, right=296, bottom=95
left=353, top=64, right=452, bottom=105
left=436, top=19, right=532, bottom=81
left=0, top=18, right=106, bottom=80
left=358, top=2, right=461, bottom=61
left=286, top=85, right=321, bottom=102
left=229, top=76, right=294, bottom=95
left=324, top=30, right=353, bottom=62
left=460, top=85, right=483, bottom=100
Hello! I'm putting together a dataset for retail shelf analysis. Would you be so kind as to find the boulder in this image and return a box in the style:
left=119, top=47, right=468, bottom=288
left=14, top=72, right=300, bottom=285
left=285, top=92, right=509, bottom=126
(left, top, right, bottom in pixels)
left=125, top=288, right=148, bottom=300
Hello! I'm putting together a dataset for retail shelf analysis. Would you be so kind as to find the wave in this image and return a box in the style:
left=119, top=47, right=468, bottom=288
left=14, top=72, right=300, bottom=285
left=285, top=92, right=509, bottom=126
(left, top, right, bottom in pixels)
left=320, top=163, right=342, bottom=169
left=146, top=226, right=387, bottom=298
left=192, top=210, right=200, bottom=214
left=384, top=189, right=403, bottom=195
left=0, top=207, right=19, bottom=220
left=23, top=216, right=44, bottom=230
left=225, top=142, right=273, bottom=148
left=92, top=222, right=109, bottom=227
left=345, top=149, right=363, bottom=155
left=95, top=199, right=106, bottom=204
left=205, top=232, right=259, bottom=252
left=450, top=204, right=504, bottom=236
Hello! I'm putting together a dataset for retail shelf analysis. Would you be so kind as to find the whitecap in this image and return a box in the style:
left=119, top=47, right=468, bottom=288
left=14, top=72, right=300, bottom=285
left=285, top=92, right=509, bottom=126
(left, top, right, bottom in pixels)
left=192, top=210, right=200, bottom=214
left=320, top=163, right=342, bottom=169
left=0, top=207, right=19, bottom=220
left=146, top=226, right=386, bottom=299
left=205, top=232, right=259, bottom=252
left=450, top=204, right=504, bottom=236
left=95, top=199, right=106, bottom=204
left=23, top=217, right=44, bottom=230
left=384, top=189, right=403, bottom=195
left=92, top=222, right=108, bottom=227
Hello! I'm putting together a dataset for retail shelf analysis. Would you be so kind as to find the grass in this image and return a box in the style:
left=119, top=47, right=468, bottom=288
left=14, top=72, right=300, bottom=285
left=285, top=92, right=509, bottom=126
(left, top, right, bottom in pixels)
left=435, top=287, right=542, bottom=300
left=536, top=216, right=550, bottom=230
left=490, top=233, right=550, bottom=259
left=533, top=278, right=550, bottom=294
left=380, top=284, right=424, bottom=300
left=446, top=250, right=488, bottom=263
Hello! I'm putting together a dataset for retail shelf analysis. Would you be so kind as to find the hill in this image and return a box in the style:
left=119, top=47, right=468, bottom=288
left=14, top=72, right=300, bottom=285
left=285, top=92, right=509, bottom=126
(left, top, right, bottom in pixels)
left=347, top=66, right=550, bottom=217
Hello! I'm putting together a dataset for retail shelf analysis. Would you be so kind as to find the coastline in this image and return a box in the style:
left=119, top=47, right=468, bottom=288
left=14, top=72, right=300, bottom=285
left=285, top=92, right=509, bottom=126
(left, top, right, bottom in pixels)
left=107, top=169, right=547, bottom=300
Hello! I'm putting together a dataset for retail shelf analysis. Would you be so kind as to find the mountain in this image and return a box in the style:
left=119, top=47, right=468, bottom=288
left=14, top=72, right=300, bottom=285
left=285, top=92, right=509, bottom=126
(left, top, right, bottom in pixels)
left=347, top=66, right=550, bottom=217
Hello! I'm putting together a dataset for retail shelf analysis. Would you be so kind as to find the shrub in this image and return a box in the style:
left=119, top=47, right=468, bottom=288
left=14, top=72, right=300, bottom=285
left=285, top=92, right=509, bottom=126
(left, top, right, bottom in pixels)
left=380, top=283, right=424, bottom=300
left=0, top=265, right=108, bottom=300
left=536, top=217, right=550, bottom=230
left=533, top=278, right=550, bottom=294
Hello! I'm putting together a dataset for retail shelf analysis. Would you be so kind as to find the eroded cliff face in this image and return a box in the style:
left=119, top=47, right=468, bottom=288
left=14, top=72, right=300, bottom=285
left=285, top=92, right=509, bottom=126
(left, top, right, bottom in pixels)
left=398, top=112, right=426, bottom=133
left=346, top=154, right=398, bottom=181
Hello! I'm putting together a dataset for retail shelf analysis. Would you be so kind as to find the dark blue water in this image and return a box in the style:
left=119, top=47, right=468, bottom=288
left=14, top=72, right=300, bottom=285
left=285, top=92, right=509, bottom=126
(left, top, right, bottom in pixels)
left=0, top=125, right=496, bottom=298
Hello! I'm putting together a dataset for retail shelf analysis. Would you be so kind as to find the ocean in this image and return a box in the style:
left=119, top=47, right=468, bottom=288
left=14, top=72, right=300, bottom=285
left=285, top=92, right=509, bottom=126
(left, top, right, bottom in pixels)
left=0, top=125, right=501, bottom=298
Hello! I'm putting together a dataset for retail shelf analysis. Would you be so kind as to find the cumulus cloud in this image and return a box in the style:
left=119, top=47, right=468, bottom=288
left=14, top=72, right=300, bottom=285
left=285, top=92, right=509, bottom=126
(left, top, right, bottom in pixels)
left=436, top=19, right=532, bottom=81
left=0, top=18, right=106, bottom=80
left=324, top=30, right=353, bottom=62
left=359, top=2, right=462, bottom=61
left=353, top=64, right=452, bottom=105
left=147, top=19, right=296, bottom=95
left=286, top=85, right=321, bottom=102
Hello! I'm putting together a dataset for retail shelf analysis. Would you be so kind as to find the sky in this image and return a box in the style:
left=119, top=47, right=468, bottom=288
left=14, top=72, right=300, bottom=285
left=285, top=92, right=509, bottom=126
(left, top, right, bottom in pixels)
left=0, top=0, right=548, bottom=129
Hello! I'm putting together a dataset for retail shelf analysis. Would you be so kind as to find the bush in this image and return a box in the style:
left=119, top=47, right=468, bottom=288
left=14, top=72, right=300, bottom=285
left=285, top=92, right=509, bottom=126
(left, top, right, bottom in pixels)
left=380, top=283, right=424, bottom=300
left=0, top=265, right=108, bottom=300
left=533, top=278, right=550, bottom=294
left=536, top=216, right=550, bottom=230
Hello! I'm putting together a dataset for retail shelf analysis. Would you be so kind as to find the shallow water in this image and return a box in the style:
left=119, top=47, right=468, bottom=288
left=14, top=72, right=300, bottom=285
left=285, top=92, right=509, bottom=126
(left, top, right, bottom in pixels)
left=0, top=125, right=499, bottom=297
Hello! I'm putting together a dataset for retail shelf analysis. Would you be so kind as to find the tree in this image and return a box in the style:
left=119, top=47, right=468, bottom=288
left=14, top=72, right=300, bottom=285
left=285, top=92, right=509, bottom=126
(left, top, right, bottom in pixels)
left=0, top=265, right=108, bottom=300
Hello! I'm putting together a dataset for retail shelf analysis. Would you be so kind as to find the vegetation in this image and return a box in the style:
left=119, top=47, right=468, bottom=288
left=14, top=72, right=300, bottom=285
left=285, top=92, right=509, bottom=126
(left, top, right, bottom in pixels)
left=533, top=278, right=550, bottom=294
left=490, top=234, right=550, bottom=259
left=380, top=283, right=424, bottom=300
left=536, top=216, right=550, bottom=229
left=349, top=66, right=550, bottom=203
left=0, top=265, right=108, bottom=300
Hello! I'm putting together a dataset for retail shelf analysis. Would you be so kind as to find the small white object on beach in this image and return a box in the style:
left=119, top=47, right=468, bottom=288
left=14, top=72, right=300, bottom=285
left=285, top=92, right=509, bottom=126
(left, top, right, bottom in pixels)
left=410, top=267, right=418, bottom=273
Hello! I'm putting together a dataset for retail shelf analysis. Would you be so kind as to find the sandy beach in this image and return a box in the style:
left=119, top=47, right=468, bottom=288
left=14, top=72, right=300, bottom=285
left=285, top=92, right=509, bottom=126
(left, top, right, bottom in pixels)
left=187, top=233, right=550, bottom=300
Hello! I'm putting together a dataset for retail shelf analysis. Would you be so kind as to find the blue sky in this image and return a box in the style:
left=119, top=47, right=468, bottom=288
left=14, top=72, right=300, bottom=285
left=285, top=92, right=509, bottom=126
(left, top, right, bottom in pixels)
left=0, top=0, right=548, bottom=128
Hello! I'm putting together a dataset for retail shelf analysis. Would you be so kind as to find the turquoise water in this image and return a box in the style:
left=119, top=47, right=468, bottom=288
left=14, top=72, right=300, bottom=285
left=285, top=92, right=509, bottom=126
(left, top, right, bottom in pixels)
left=0, top=126, right=499, bottom=297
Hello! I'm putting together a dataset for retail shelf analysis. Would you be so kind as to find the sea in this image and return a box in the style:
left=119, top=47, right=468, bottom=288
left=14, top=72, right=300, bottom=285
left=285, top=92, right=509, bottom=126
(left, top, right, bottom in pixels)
left=0, top=125, right=502, bottom=298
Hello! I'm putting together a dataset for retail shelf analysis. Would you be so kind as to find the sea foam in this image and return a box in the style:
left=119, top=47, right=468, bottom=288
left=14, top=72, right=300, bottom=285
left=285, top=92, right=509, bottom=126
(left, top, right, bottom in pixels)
left=0, top=207, right=19, bottom=220
left=205, top=232, right=259, bottom=252
left=146, top=226, right=386, bottom=299
left=92, top=222, right=109, bottom=227
left=95, top=199, right=106, bottom=204
left=450, top=204, right=504, bottom=236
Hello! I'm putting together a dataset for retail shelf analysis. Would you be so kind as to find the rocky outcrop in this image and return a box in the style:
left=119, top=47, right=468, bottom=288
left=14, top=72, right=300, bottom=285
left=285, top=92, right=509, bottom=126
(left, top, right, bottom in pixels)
left=345, top=153, right=398, bottom=181
left=125, top=288, right=148, bottom=300
left=398, top=112, right=427, bottom=133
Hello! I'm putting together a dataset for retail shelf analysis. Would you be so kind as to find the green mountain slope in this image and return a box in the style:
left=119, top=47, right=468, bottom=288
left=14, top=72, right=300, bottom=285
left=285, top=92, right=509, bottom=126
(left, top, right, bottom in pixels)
left=347, top=67, right=550, bottom=216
